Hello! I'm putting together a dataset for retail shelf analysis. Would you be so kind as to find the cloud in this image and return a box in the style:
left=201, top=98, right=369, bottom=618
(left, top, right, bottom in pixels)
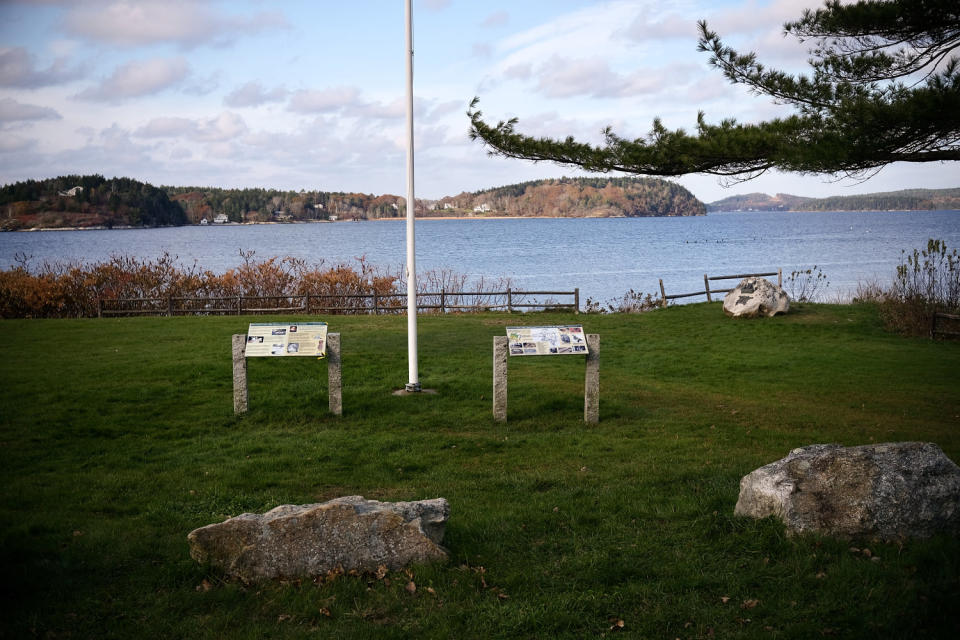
left=0, top=135, right=35, bottom=153
left=421, top=0, right=451, bottom=11
left=135, top=112, right=248, bottom=143
left=287, top=87, right=361, bottom=113
left=0, top=98, right=62, bottom=124
left=224, top=81, right=288, bottom=108
left=61, top=1, right=288, bottom=48
left=74, top=57, right=189, bottom=102
left=619, top=8, right=696, bottom=41
left=532, top=56, right=664, bottom=99
left=0, top=47, right=80, bottom=88
left=481, top=11, right=509, bottom=28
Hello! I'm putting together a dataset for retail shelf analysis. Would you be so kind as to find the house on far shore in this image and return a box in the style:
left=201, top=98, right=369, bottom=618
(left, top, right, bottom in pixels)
left=213, top=213, right=229, bottom=224
left=473, top=203, right=492, bottom=213
left=58, top=186, right=83, bottom=197
left=199, top=217, right=209, bottom=225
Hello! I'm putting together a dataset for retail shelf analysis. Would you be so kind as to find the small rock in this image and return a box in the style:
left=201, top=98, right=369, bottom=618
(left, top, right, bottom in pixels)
left=187, top=496, right=449, bottom=582
left=723, top=277, right=789, bottom=318
left=735, top=442, right=960, bottom=540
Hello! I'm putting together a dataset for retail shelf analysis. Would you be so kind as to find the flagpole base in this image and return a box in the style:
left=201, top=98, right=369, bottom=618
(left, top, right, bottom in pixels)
left=404, top=382, right=422, bottom=393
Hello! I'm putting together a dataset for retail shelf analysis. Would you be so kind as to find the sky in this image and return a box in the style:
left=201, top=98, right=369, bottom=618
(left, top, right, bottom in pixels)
left=0, top=0, right=956, bottom=203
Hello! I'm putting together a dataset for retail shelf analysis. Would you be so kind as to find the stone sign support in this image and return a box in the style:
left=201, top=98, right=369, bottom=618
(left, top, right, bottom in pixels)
left=233, top=332, right=342, bottom=416
left=492, top=333, right=599, bottom=423
left=493, top=336, right=508, bottom=422
left=232, top=334, right=248, bottom=415
left=584, top=334, right=599, bottom=424
left=327, top=333, right=342, bottom=416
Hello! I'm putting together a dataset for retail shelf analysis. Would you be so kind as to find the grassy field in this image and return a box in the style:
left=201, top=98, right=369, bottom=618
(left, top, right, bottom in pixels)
left=1, top=303, right=959, bottom=639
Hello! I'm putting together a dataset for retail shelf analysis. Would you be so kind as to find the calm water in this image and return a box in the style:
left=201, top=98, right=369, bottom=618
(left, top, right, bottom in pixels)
left=2, top=211, right=959, bottom=304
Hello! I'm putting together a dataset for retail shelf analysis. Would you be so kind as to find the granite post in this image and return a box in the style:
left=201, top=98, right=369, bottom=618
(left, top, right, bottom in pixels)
left=584, top=334, right=599, bottom=423
left=493, top=336, right=508, bottom=422
left=232, top=334, right=247, bottom=415
left=327, top=332, right=342, bottom=416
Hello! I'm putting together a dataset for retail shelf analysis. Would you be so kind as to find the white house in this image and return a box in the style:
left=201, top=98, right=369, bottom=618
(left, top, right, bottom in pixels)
left=58, top=186, right=83, bottom=197
left=213, top=213, right=229, bottom=224
left=473, top=203, right=492, bottom=213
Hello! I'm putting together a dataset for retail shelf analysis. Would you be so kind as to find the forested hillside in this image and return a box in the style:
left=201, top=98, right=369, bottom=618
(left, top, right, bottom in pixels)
left=708, top=188, right=960, bottom=212
left=0, top=175, right=187, bottom=230
left=436, top=177, right=705, bottom=217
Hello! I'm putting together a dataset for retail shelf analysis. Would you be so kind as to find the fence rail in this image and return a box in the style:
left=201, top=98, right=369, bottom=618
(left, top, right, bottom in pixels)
left=97, top=288, right=580, bottom=318
left=658, top=269, right=782, bottom=308
left=931, top=312, right=960, bottom=339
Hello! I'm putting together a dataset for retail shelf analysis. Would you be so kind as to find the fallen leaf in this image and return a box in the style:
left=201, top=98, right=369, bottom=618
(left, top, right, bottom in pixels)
left=849, top=547, right=861, bottom=554
left=278, top=614, right=292, bottom=623
left=608, top=618, right=625, bottom=631
left=405, top=581, right=416, bottom=594
left=404, top=568, right=414, bottom=579
left=375, top=565, right=388, bottom=580
left=862, top=548, right=872, bottom=558
left=319, top=608, right=331, bottom=618
left=497, top=592, right=509, bottom=600
left=720, top=596, right=731, bottom=604
left=742, top=599, right=760, bottom=609
left=72, top=530, right=83, bottom=537
left=195, top=579, right=213, bottom=593
left=426, top=586, right=436, bottom=596
left=816, top=570, right=827, bottom=579
left=684, top=621, right=693, bottom=628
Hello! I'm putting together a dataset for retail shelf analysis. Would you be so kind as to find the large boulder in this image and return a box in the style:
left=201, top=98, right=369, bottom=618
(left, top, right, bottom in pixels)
left=735, top=443, right=960, bottom=540
left=187, top=496, right=449, bottom=582
left=723, top=277, right=789, bottom=317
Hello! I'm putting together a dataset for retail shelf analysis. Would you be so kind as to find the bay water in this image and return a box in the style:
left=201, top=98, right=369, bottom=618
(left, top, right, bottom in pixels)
left=2, top=210, right=958, bottom=305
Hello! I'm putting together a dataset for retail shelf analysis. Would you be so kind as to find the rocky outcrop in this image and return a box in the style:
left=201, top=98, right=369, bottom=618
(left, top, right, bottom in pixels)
left=187, top=496, right=449, bottom=582
left=735, top=443, right=960, bottom=540
left=723, top=277, right=789, bottom=317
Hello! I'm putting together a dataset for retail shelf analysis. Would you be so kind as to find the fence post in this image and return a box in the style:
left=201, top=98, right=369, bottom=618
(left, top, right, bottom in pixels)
left=507, top=287, right=512, bottom=313
left=232, top=334, right=248, bottom=415
left=167, top=296, right=173, bottom=317
left=236, top=296, right=242, bottom=316
left=97, top=298, right=102, bottom=319
left=704, top=274, right=712, bottom=303
left=777, top=268, right=782, bottom=288
left=584, top=334, right=600, bottom=424
left=327, top=333, right=342, bottom=416
left=440, top=288, right=445, bottom=314
left=493, top=336, right=508, bottom=422
left=574, top=287, right=580, bottom=314
left=373, top=291, right=379, bottom=315
left=659, top=279, right=667, bottom=308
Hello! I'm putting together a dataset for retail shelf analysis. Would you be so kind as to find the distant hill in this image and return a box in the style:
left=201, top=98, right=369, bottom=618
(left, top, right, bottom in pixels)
left=708, top=188, right=960, bottom=212
left=0, top=174, right=187, bottom=230
left=433, top=177, right=705, bottom=218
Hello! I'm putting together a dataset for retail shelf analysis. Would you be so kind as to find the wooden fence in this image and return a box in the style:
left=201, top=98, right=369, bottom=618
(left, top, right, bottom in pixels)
left=98, top=288, right=580, bottom=318
left=931, top=312, right=960, bottom=339
left=657, top=269, right=782, bottom=308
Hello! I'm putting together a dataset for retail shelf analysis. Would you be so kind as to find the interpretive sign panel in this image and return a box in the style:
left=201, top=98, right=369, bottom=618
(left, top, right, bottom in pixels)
left=245, top=322, right=328, bottom=358
left=506, top=325, right=588, bottom=356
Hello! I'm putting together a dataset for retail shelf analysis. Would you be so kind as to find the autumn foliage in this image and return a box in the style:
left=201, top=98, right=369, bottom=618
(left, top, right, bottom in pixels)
left=0, top=252, right=400, bottom=318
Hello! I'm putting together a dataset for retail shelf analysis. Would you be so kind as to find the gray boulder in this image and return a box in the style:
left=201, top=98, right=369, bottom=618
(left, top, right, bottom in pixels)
left=735, top=443, right=960, bottom=540
left=723, top=277, right=789, bottom=317
left=187, top=496, right=449, bottom=582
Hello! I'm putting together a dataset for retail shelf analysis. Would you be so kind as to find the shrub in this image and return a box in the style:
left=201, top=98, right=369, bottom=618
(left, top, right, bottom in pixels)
left=785, top=265, right=830, bottom=302
left=877, top=238, right=960, bottom=336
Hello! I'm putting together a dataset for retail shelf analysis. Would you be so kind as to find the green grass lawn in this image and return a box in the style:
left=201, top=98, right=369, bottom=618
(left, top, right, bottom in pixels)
left=1, top=303, right=959, bottom=639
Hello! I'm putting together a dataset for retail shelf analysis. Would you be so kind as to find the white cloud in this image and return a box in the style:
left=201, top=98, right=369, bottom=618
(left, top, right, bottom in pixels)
left=532, top=56, right=665, bottom=99
left=224, top=81, right=288, bottom=108
left=481, top=11, right=509, bottom=28
left=74, top=57, right=189, bottom=102
left=61, top=0, right=288, bottom=49
left=0, top=98, right=62, bottom=123
left=0, top=47, right=80, bottom=88
left=134, top=112, right=248, bottom=143
left=421, top=0, right=451, bottom=11
left=288, top=87, right=361, bottom=113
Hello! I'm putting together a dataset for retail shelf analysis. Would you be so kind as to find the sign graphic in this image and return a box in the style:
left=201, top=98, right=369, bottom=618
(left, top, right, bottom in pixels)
left=245, top=322, right=328, bottom=358
left=506, top=326, right=588, bottom=356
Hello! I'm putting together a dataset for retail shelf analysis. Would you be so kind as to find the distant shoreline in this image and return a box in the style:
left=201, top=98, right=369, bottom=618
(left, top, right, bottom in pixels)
left=9, top=208, right=958, bottom=232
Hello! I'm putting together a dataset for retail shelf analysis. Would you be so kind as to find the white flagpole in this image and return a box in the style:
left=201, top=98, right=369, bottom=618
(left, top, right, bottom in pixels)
left=404, top=0, right=420, bottom=392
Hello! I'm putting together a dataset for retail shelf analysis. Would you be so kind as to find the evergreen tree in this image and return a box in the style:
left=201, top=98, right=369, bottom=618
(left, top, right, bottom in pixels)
left=468, top=0, right=959, bottom=180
